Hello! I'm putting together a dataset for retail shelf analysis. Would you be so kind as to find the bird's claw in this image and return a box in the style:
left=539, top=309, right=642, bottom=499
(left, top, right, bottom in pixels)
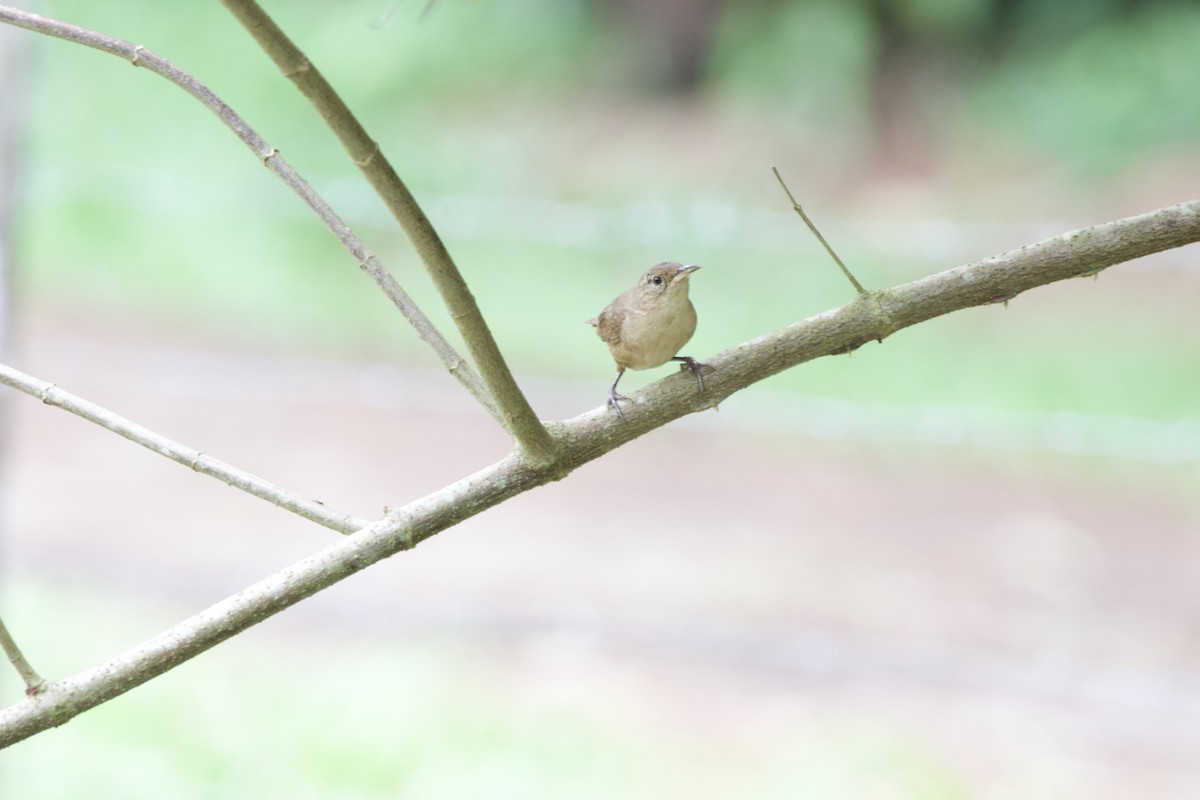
left=673, top=356, right=707, bottom=393
left=607, top=391, right=631, bottom=419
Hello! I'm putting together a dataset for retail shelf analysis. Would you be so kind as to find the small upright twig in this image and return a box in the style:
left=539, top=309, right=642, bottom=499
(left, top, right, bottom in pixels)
left=773, top=167, right=867, bottom=295
left=221, top=0, right=559, bottom=466
left=0, top=617, right=45, bottom=696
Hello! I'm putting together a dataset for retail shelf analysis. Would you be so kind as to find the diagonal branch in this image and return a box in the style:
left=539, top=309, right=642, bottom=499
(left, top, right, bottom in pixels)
left=218, top=0, right=559, bottom=466
left=3, top=197, right=1197, bottom=748
left=0, top=617, right=44, bottom=696
left=0, top=361, right=369, bottom=534
left=773, top=166, right=866, bottom=295
left=0, top=5, right=502, bottom=425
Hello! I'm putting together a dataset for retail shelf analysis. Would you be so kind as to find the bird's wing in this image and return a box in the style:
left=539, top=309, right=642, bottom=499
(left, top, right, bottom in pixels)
left=593, top=307, right=624, bottom=347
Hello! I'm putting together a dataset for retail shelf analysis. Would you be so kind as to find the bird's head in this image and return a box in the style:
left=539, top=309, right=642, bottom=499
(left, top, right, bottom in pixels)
left=636, top=262, right=700, bottom=305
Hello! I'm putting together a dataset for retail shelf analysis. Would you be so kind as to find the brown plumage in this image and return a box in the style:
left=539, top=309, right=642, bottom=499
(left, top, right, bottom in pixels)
left=588, top=262, right=705, bottom=417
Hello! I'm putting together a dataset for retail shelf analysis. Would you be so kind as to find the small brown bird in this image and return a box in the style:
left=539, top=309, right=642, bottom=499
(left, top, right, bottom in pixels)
left=588, top=261, right=705, bottom=417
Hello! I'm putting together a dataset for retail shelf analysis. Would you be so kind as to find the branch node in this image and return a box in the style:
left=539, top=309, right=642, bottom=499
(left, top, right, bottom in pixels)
left=129, top=44, right=145, bottom=67
left=353, top=140, right=381, bottom=169
left=259, top=147, right=278, bottom=166
left=281, top=57, right=312, bottom=79
left=38, top=383, right=56, bottom=404
left=862, top=290, right=898, bottom=342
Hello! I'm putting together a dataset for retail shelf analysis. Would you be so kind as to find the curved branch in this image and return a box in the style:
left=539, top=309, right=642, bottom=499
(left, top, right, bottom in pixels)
left=0, top=5, right=501, bottom=424
left=0, top=362, right=369, bottom=533
left=218, top=0, right=558, bottom=466
left=3, top=198, right=1197, bottom=747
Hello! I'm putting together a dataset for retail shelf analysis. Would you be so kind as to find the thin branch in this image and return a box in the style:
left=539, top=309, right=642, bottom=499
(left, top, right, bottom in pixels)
left=3, top=197, right=1198, bottom=748
left=371, top=0, right=403, bottom=29
left=773, top=166, right=866, bottom=295
left=0, top=361, right=369, bottom=534
left=0, top=618, right=44, bottom=696
left=219, top=0, right=559, bottom=466
left=419, top=0, right=444, bottom=20
left=0, top=5, right=501, bottom=425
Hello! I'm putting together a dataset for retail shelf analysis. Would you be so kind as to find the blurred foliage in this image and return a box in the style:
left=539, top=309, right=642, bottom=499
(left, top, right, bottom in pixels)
left=6, top=0, right=1200, bottom=427
left=17, top=0, right=1197, bottom=183
left=964, top=3, right=1200, bottom=171
left=707, top=1, right=874, bottom=137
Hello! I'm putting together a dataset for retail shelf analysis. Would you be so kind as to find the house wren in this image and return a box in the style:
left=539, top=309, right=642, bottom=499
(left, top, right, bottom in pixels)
left=588, top=262, right=706, bottom=417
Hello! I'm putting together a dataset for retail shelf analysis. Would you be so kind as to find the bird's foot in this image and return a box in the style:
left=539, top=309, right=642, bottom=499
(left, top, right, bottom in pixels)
left=607, top=391, right=631, bottom=419
left=672, top=356, right=708, bottom=393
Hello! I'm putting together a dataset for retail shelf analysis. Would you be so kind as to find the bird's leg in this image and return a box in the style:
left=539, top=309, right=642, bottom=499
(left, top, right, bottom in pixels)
left=672, top=356, right=707, bottom=393
left=607, top=367, right=629, bottom=418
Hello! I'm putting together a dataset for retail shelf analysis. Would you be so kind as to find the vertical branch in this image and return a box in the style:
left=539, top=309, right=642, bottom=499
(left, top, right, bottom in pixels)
left=219, top=0, right=559, bottom=466
left=0, top=618, right=46, bottom=696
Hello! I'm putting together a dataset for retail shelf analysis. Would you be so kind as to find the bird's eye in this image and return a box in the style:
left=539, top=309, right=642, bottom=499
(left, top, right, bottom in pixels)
left=650, top=275, right=663, bottom=285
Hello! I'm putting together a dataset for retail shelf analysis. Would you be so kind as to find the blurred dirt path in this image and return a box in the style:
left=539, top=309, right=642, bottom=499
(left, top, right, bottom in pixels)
left=4, top=315, right=1200, bottom=796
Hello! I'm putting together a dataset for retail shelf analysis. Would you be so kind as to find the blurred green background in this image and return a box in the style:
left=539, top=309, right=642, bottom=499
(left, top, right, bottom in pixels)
left=2, top=0, right=1199, bottom=797
left=12, top=0, right=1200, bottom=422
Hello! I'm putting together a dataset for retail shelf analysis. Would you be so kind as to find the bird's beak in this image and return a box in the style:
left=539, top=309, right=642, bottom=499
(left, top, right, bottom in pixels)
left=679, top=264, right=701, bottom=275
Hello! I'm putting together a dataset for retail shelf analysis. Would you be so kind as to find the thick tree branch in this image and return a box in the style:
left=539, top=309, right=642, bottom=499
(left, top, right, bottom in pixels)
left=218, top=0, right=558, bottom=466
left=3, top=198, right=1197, bottom=748
left=0, top=5, right=502, bottom=424
left=0, top=362, right=369, bottom=533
